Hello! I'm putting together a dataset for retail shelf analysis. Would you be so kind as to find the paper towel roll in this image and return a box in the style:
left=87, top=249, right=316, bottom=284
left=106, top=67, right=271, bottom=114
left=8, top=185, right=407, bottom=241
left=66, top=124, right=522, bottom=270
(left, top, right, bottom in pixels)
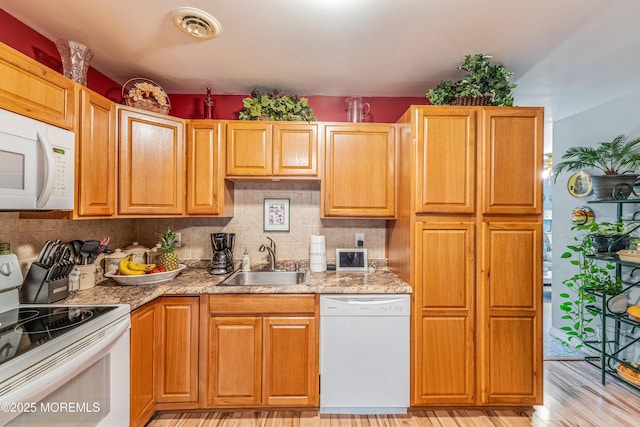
left=309, top=235, right=327, bottom=272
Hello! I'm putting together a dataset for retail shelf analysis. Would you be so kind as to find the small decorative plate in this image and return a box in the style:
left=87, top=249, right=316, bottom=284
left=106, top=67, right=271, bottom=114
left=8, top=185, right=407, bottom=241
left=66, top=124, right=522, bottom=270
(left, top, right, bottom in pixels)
left=567, top=172, right=592, bottom=198
left=105, top=264, right=186, bottom=286
left=571, top=206, right=595, bottom=226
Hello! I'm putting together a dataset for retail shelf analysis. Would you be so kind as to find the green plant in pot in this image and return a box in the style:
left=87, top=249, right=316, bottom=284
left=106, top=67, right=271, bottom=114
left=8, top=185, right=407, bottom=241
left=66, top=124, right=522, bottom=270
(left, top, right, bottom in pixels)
left=238, top=89, right=316, bottom=121
left=426, top=54, right=517, bottom=106
left=559, top=223, right=624, bottom=349
left=582, top=221, right=632, bottom=255
left=552, top=134, right=640, bottom=200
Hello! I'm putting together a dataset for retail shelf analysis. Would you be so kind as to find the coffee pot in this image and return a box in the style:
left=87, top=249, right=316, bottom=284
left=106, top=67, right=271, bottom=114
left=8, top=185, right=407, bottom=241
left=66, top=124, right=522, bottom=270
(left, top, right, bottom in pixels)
left=210, top=233, right=235, bottom=275
left=346, top=96, right=370, bottom=123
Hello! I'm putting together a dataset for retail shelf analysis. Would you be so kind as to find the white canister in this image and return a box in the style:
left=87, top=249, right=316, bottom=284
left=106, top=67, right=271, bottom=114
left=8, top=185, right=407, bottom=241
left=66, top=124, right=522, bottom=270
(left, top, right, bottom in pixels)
left=123, top=242, right=149, bottom=264
left=309, top=234, right=327, bottom=272
left=146, top=244, right=162, bottom=265
left=75, top=263, right=97, bottom=290
left=103, top=249, right=127, bottom=275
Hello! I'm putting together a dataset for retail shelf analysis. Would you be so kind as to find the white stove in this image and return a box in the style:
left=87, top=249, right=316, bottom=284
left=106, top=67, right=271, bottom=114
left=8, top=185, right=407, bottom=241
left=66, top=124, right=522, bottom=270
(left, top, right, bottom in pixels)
left=0, top=253, right=130, bottom=426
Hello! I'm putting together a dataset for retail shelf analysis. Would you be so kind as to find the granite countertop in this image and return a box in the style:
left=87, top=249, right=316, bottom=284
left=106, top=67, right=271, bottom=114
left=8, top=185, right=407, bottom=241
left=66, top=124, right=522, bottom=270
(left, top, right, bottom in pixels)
left=61, top=265, right=412, bottom=311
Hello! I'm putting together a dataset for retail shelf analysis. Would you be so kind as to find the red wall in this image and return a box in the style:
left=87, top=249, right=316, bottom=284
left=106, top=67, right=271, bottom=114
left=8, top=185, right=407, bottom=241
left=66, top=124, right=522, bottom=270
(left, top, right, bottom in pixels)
left=170, top=93, right=427, bottom=122
left=0, top=9, right=428, bottom=122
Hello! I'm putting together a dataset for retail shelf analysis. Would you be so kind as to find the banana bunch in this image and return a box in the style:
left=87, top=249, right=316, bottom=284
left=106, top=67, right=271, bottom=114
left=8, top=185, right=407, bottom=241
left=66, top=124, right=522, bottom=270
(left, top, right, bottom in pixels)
left=118, top=255, right=157, bottom=276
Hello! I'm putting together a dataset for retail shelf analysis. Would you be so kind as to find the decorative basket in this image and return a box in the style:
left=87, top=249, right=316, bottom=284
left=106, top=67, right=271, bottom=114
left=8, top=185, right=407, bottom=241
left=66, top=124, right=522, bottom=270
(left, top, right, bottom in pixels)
left=121, top=78, right=171, bottom=114
left=451, top=95, right=493, bottom=106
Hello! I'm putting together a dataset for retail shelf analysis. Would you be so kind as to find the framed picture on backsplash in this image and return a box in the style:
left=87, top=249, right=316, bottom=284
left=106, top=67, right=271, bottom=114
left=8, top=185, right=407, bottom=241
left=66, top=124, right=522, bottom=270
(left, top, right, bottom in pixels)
left=264, top=198, right=290, bottom=232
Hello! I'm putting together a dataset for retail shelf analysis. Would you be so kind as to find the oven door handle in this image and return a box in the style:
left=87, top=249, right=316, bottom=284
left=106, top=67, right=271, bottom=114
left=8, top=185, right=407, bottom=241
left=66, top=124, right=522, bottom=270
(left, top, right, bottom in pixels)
left=0, top=316, right=130, bottom=425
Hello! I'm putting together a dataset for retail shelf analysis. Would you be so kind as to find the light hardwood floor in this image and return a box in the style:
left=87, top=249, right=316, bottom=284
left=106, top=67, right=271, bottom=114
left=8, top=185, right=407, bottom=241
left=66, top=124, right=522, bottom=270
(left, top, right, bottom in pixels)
left=146, top=361, right=640, bottom=427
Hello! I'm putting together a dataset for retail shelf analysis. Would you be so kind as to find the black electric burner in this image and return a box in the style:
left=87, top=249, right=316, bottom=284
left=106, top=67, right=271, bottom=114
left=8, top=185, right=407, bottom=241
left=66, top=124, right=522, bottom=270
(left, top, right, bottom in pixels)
left=0, top=305, right=117, bottom=366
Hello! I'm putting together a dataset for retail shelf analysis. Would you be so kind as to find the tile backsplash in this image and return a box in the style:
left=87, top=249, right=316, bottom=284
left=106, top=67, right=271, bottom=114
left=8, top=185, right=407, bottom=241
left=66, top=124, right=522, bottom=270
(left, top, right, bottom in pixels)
left=1, top=182, right=387, bottom=269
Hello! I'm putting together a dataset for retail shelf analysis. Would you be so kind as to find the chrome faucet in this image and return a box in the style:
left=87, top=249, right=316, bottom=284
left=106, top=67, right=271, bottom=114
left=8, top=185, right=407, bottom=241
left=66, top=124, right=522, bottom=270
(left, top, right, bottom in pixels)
left=259, top=236, right=277, bottom=271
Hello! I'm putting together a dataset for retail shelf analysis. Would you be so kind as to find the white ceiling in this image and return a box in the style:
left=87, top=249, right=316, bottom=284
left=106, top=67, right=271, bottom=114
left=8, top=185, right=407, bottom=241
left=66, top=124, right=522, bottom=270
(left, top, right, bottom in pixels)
left=2, top=0, right=640, bottom=149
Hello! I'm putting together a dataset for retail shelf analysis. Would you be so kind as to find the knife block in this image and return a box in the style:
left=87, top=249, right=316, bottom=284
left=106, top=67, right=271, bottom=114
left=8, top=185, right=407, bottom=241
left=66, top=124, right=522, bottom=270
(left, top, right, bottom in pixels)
left=20, top=263, right=69, bottom=304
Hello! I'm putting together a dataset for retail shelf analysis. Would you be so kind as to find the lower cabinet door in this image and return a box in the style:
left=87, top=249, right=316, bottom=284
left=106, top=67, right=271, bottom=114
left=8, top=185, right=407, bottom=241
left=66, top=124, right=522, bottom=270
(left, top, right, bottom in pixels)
left=263, top=317, right=318, bottom=406
left=208, top=316, right=262, bottom=406
left=130, top=302, right=156, bottom=427
left=155, top=297, right=199, bottom=404
left=478, top=221, right=543, bottom=405
left=413, top=221, right=475, bottom=405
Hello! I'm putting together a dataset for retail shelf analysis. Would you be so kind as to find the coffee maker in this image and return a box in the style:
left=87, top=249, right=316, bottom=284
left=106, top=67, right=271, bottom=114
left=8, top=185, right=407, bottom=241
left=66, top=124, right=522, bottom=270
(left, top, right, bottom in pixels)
left=210, top=233, right=235, bottom=275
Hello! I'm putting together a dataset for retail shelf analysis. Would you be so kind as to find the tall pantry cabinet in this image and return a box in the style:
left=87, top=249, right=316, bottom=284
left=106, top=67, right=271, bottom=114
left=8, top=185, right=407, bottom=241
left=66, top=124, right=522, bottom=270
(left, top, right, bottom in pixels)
left=388, top=106, right=543, bottom=407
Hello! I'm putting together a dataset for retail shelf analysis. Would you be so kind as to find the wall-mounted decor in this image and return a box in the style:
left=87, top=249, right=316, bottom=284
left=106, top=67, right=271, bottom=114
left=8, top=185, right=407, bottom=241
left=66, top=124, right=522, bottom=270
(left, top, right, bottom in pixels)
left=567, top=172, right=592, bottom=198
left=571, top=206, right=595, bottom=226
left=264, top=198, right=290, bottom=232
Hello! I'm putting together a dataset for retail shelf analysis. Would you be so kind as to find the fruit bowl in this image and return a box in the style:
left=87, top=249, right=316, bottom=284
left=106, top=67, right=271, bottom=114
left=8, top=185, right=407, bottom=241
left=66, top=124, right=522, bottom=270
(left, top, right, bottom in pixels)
left=105, top=264, right=187, bottom=286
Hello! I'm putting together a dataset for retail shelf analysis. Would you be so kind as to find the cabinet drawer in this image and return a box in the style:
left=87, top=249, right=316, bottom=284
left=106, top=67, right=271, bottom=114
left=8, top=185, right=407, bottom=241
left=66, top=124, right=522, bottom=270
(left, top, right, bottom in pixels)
left=209, top=294, right=316, bottom=315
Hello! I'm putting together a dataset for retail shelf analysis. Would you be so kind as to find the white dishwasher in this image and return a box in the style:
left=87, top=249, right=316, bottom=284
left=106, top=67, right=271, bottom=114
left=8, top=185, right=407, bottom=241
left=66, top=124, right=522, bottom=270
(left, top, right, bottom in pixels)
left=319, top=294, right=410, bottom=414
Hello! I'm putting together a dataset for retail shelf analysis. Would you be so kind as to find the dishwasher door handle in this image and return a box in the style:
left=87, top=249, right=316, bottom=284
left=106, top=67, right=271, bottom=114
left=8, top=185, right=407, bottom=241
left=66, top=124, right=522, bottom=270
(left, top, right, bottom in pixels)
left=322, top=296, right=408, bottom=305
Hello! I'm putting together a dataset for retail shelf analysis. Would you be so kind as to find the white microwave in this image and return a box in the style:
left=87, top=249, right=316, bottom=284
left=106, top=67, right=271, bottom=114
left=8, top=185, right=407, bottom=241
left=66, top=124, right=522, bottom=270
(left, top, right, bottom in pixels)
left=0, top=108, right=75, bottom=210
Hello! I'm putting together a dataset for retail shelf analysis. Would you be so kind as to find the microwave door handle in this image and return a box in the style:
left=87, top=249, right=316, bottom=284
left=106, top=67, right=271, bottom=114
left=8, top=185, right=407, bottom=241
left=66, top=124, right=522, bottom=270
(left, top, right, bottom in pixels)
left=35, top=131, right=56, bottom=209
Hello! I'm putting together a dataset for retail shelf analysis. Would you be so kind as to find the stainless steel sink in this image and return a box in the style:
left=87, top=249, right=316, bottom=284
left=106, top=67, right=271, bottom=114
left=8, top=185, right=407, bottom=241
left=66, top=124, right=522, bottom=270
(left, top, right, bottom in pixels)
left=219, top=269, right=310, bottom=286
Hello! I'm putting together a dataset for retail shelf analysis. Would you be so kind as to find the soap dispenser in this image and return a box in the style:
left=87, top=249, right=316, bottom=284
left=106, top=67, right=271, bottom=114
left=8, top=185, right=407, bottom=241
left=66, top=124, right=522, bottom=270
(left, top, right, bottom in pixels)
left=241, top=248, right=251, bottom=272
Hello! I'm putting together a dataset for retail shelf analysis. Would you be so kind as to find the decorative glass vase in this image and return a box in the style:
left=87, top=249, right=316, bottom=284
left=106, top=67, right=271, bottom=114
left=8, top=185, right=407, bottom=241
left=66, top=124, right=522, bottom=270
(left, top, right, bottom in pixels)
left=55, top=39, right=94, bottom=86
left=204, top=87, right=214, bottom=119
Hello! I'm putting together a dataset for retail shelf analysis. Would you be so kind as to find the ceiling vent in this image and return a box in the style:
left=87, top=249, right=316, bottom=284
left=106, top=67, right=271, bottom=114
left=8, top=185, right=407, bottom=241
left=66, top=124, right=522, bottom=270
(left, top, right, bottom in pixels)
left=171, top=7, right=221, bottom=39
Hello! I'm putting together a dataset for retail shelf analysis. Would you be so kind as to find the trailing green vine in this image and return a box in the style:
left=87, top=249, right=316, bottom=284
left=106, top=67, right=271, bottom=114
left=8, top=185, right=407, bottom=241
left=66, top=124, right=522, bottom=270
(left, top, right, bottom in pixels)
left=559, top=223, right=622, bottom=348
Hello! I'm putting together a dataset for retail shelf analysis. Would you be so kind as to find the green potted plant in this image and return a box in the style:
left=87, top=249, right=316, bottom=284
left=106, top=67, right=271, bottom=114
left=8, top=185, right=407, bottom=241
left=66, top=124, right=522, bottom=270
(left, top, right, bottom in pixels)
left=238, top=89, right=316, bottom=121
left=559, top=223, right=625, bottom=349
left=426, top=54, right=517, bottom=106
left=581, top=221, right=632, bottom=254
left=552, top=134, right=640, bottom=200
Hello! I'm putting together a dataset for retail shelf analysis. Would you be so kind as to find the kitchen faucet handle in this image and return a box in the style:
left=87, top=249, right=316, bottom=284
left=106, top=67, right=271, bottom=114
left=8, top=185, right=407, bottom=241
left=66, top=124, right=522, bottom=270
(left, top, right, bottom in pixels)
left=267, top=236, right=276, bottom=254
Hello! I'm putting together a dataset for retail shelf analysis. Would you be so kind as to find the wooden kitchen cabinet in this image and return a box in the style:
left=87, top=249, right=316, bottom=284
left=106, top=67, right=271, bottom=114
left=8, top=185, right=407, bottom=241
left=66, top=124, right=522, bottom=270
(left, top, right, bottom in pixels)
left=187, top=121, right=234, bottom=216
left=206, top=295, right=318, bottom=408
left=155, top=296, right=200, bottom=406
left=208, top=316, right=263, bottom=406
left=0, top=42, right=74, bottom=129
left=130, top=301, right=157, bottom=427
left=74, top=86, right=116, bottom=218
left=322, top=123, right=396, bottom=217
left=226, top=121, right=319, bottom=178
left=413, top=221, right=475, bottom=405
left=263, top=316, right=318, bottom=406
left=389, top=105, right=543, bottom=407
left=480, top=108, right=543, bottom=215
left=415, top=108, right=475, bottom=214
left=478, top=222, right=542, bottom=405
left=118, top=106, right=185, bottom=215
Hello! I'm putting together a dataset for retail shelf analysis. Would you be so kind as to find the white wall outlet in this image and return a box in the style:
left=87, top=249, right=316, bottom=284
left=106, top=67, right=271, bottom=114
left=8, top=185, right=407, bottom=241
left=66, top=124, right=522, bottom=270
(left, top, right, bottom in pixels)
left=355, top=232, right=364, bottom=247
left=174, top=232, right=182, bottom=247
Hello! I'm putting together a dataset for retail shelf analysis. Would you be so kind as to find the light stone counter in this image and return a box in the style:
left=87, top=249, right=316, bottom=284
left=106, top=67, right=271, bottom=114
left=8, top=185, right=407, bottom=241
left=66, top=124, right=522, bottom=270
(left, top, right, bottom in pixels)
left=61, top=265, right=412, bottom=311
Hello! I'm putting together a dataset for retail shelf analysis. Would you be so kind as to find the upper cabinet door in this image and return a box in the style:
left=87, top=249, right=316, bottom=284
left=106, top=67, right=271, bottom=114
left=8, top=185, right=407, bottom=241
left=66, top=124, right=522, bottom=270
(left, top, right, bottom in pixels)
left=118, top=107, right=185, bottom=215
left=0, top=42, right=74, bottom=129
left=75, top=87, right=116, bottom=218
left=226, top=122, right=273, bottom=176
left=415, top=107, right=476, bottom=214
left=273, top=123, right=319, bottom=177
left=480, top=108, right=543, bottom=215
left=187, top=121, right=234, bottom=216
left=323, top=124, right=396, bottom=218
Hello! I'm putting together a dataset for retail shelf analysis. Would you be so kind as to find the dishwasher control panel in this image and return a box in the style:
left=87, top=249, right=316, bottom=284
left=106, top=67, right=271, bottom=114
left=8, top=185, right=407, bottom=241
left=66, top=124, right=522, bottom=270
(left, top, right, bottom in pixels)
left=320, top=294, right=410, bottom=316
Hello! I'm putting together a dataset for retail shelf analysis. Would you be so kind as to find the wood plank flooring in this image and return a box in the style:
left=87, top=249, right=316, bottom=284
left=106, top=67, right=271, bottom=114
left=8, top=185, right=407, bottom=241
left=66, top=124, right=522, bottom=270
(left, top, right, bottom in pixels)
left=146, top=361, right=640, bottom=427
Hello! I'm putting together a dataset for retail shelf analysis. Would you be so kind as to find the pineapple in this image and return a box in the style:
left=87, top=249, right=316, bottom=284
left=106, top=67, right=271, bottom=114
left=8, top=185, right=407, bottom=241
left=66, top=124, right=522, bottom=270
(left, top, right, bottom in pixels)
left=157, top=229, right=179, bottom=271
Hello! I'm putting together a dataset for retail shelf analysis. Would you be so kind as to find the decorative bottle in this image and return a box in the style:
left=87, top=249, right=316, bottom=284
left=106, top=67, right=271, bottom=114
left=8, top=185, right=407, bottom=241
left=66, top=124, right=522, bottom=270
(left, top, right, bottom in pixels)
left=241, top=248, right=251, bottom=272
left=204, top=87, right=214, bottom=119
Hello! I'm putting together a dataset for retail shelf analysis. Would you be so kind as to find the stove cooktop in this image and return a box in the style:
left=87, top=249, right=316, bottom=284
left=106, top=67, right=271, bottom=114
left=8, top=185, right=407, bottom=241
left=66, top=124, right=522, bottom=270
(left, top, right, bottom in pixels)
left=0, top=305, right=118, bottom=366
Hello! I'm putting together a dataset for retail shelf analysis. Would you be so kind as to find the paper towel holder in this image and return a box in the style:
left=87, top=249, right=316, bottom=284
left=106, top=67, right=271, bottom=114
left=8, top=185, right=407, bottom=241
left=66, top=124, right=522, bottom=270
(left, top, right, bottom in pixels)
left=335, top=248, right=368, bottom=272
